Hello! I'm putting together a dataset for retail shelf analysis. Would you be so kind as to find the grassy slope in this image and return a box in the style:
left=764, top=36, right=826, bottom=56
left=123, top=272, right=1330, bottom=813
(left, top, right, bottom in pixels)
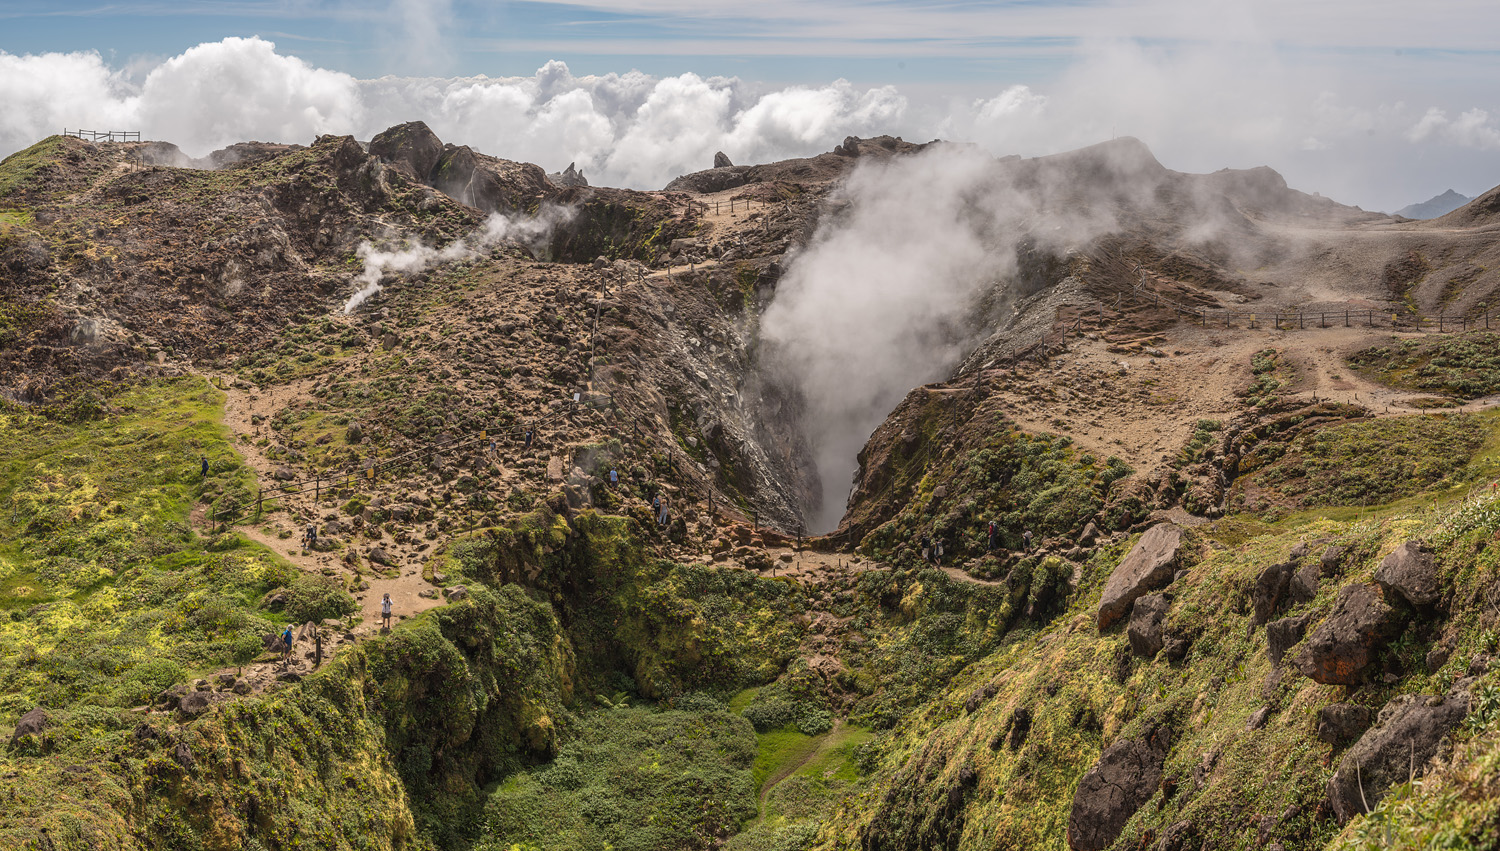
left=0, top=377, right=284, bottom=715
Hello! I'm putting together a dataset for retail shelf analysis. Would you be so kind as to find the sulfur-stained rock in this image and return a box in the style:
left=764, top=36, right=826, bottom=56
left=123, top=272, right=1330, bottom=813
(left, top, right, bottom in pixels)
left=1294, top=583, right=1405, bottom=685
left=1097, top=524, right=1183, bottom=631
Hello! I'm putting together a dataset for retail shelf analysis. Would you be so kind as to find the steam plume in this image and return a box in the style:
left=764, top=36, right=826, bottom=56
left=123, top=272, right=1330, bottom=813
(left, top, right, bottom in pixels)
left=342, top=206, right=574, bottom=313
left=761, top=142, right=1133, bottom=531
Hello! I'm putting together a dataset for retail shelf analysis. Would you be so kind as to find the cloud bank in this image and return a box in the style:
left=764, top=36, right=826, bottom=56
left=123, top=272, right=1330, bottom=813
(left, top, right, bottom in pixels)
left=0, top=36, right=1496, bottom=212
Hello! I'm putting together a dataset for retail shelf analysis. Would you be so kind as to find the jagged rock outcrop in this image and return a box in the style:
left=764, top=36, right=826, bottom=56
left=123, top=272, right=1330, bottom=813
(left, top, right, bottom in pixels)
left=1327, top=692, right=1469, bottom=821
left=1128, top=593, right=1170, bottom=657
left=1098, top=524, right=1183, bottom=630
left=1067, top=732, right=1169, bottom=851
left=368, top=121, right=446, bottom=181
left=1374, top=540, right=1441, bottom=609
left=713, top=151, right=733, bottom=168
left=548, top=162, right=589, bottom=188
left=1251, top=559, right=1295, bottom=627
left=1294, top=583, right=1405, bottom=685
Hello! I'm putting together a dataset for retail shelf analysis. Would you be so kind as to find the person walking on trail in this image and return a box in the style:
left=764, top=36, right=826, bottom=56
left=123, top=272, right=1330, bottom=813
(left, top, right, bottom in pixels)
left=610, top=467, right=619, bottom=486
left=524, top=428, right=534, bottom=449
left=280, top=626, right=294, bottom=663
left=303, top=523, right=317, bottom=550
left=200, top=455, right=209, bottom=479
left=381, top=594, right=392, bottom=630
left=658, top=496, right=670, bottom=527
left=987, top=520, right=998, bottom=553
left=920, top=534, right=931, bottom=562
left=1022, top=529, right=1033, bottom=553
left=933, top=537, right=944, bottom=566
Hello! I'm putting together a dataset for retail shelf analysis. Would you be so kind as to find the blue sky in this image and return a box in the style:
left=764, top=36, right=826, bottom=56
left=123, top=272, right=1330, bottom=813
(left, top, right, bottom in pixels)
left=1, top=0, right=1498, bottom=209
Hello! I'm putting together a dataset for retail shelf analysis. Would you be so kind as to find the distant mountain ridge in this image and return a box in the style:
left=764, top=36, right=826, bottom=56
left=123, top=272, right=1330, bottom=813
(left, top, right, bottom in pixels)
left=1397, top=188, right=1472, bottom=219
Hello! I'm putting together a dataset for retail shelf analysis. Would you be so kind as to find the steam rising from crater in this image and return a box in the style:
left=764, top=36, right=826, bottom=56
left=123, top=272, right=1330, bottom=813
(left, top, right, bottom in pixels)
left=761, top=143, right=1139, bottom=532
left=341, top=206, right=574, bottom=313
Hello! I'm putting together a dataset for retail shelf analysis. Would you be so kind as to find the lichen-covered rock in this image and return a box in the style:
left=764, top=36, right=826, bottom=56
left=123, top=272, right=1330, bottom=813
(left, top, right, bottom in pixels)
left=1294, top=583, right=1405, bottom=685
left=1374, top=540, right=1441, bottom=609
left=1327, top=692, right=1468, bottom=822
left=1097, top=524, right=1183, bottom=630
left=1067, top=733, right=1169, bottom=851
left=1128, top=593, right=1170, bottom=658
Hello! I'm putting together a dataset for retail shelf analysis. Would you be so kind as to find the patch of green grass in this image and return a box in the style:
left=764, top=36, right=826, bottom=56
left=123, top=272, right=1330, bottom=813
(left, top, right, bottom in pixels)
left=752, top=726, right=820, bottom=792
left=0, top=136, right=68, bottom=198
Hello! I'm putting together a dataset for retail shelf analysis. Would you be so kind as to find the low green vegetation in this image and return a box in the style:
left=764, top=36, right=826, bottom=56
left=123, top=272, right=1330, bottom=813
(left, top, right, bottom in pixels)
left=477, top=704, right=758, bottom=851
left=0, top=135, right=69, bottom=198
left=1234, top=410, right=1493, bottom=513
left=864, top=424, right=1131, bottom=562
left=1349, top=332, right=1500, bottom=400
left=1243, top=348, right=1293, bottom=404
left=0, top=377, right=289, bottom=715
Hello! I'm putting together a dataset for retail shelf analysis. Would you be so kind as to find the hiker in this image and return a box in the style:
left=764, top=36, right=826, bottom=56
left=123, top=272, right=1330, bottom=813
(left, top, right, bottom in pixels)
left=524, top=428, right=534, bottom=449
left=1022, top=529, right=1033, bottom=552
left=652, top=494, right=662, bottom=516
left=488, top=437, right=497, bottom=455
left=920, top=534, right=931, bottom=562
left=381, top=593, right=392, bottom=630
left=303, top=523, right=317, bottom=550
left=987, top=520, right=998, bottom=552
left=610, top=467, right=619, bottom=486
left=658, top=497, right=670, bottom=527
left=200, top=455, right=209, bottom=479
left=280, top=626, right=294, bottom=662
left=934, top=537, right=944, bottom=566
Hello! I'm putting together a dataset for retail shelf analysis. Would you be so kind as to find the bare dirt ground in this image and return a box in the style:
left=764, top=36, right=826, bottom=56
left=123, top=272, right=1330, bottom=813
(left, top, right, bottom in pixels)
left=986, top=322, right=1499, bottom=474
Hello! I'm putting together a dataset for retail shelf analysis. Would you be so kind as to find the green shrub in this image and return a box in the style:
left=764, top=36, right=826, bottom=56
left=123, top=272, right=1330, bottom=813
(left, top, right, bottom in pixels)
left=283, top=574, right=357, bottom=623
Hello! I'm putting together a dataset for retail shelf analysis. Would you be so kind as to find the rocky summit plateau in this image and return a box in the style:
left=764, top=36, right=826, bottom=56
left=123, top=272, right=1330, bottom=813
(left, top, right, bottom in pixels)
left=3, top=121, right=1500, bottom=851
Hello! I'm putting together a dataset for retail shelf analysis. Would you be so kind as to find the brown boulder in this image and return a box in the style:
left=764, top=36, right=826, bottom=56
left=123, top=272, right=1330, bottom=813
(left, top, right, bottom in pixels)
left=1327, top=692, right=1468, bottom=822
left=1251, top=560, right=1294, bottom=627
left=1097, top=524, right=1183, bottom=631
left=8, top=707, right=49, bottom=748
left=1294, top=583, right=1406, bottom=685
left=1374, top=540, right=1441, bottom=609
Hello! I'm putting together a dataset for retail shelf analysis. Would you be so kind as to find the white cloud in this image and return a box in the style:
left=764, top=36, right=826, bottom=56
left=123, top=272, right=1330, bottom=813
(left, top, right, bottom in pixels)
left=1407, top=107, right=1500, bottom=150
left=0, top=36, right=1496, bottom=211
